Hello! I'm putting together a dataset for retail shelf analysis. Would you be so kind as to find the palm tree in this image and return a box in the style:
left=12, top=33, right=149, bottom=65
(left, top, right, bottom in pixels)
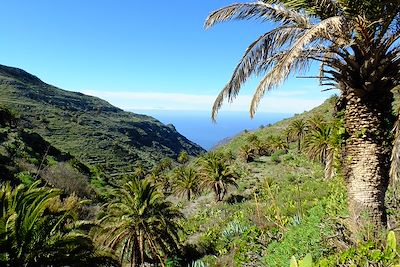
left=173, top=165, right=201, bottom=201
left=245, top=133, right=270, bottom=156
left=159, top=157, right=174, bottom=171
left=307, top=114, right=325, bottom=130
left=177, top=151, right=189, bottom=165
left=282, top=127, right=292, bottom=148
left=239, top=143, right=257, bottom=162
left=97, top=177, right=183, bottom=267
left=133, top=163, right=147, bottom=179
left=205, top=0, right=400, bottom=230
left=304, top=120, right=343, bottom=179
left=304, top=122, right=332, bottom=163
left=288, top=119, right=308, bottom=152
left=199, top=152, right=239, bottom=201
left=268, top=135, right=289, bottom=153
left=0, top=182, right=119, bottom=267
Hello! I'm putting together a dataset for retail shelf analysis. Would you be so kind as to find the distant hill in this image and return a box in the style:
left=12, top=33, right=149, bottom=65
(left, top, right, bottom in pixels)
left=0, top=65, right=205, bottom=178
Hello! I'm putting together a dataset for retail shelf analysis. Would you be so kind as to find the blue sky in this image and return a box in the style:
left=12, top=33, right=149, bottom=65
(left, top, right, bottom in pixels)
left=0, top=0, right=334, bottom=114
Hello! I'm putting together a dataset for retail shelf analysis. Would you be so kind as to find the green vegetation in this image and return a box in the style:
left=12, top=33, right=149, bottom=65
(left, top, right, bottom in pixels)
left=0, top=182, right=119, bottom=267
left=1, top=3, right=400, bottom=261
left=0, top=92, right=399, bottom=266
left=173, top=165, right=201, bottom=201
left=198, top=152, right=239, bottom=201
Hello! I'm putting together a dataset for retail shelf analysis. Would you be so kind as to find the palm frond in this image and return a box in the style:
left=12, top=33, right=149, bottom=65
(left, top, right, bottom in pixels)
left=212, top=26, right=304, bottom=120
left=249, top=16, right=346, bottom=116
left=205, top=2, right=309, bottom=29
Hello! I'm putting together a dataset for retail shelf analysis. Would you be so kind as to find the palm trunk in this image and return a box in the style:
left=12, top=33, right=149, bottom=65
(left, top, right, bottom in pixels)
left=344, top=90, right=393, bottom=232
left=139, top=232, right=145, bottom=267
left=297, top=137, right=301, bottom=152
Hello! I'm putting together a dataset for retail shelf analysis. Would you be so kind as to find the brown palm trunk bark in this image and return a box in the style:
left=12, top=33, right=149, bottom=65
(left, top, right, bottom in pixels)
left=344, top=90, right=393, bottom=232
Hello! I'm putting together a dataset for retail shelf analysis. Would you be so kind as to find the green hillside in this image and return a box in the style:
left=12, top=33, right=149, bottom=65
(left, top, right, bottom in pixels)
left=216, top=97, right=336, bottom=154
left=0, top=65, right=205, bottom=178
left=174, top=97, right=399, bottom=266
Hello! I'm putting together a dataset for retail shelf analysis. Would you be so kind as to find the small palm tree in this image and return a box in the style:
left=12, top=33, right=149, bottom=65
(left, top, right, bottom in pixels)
left=304, top=117, right=345, bottom=179
left=133, top=163, right=147, bottom=179
left=282, top=127, right=292, bottom=148
left=239, top=143, right=257, bottom=162
left=159, top=157, right=174, bottom=171
left=307, top=114, right=325, bottom=130
left=177, top=151, right=189, bottom=165
left=288, top=119, right=308, bottom=152
left=97, top=177, right=183, bottom=267
left=173, top=165, right=200, bottom=201
left=268, top=135, right=289, bottom=153
left=304, top=122, right=334, bottom=179
left=0, top=182, right=119, bottom=267
left=199, top=152, right=239, bottom=201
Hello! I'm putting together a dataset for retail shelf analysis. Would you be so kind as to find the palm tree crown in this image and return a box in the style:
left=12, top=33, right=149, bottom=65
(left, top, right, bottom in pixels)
left=199, top=152, right=239, bottom=201
left=206, top=0, right=399, bottom=119
left=173, top=165, right=201, bottom=201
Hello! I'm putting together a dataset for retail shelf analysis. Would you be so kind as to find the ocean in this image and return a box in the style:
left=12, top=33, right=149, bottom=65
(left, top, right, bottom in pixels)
left=129, top=110, right=292, bottom=150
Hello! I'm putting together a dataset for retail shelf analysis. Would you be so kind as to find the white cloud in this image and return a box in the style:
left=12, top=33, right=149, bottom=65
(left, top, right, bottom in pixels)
left=81, top=90, right=328, bottom=113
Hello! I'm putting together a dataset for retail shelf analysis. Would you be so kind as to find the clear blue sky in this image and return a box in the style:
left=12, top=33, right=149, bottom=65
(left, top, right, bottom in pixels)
left=0, top=0, right=334, bottom=114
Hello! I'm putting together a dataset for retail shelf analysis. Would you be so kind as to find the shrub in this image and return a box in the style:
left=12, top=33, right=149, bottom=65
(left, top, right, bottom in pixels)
left=271, top=150, right=285, bottom=163
left=41, top=162, right=94, bottom=198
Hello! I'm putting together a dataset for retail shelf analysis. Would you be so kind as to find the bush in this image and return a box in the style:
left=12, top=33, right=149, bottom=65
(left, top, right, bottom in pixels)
left=271, top=150, right=285, bottom=163
left=15, top=171, right=34, bottom=185
left=41, top=162, right=94, bottom=198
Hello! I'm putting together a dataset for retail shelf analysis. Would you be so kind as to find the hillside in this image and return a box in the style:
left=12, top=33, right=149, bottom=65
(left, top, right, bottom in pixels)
left=175, top=97, right=399, bottom=266
left=215, top=97, right=336, bottom=154
left=0, top=106, right=98, bottom=199
left=0, top=65, right=205, bottom=178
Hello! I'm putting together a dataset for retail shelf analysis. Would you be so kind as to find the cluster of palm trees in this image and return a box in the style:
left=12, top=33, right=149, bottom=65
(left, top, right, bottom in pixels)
left=287, top=115, right=344, bottom=179
left=92, top=151, right=240, bottom=266
left=239, top=133, right=288, bottom=162
left=0, top=147, right=242, bottom=267
left=236, top=113, right=344, bottom=179
left=141, top=151, right=240, bottom=203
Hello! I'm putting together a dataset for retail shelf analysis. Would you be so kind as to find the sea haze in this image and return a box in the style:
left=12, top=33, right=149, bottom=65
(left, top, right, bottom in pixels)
left=129, top=110, right=292, bottom=150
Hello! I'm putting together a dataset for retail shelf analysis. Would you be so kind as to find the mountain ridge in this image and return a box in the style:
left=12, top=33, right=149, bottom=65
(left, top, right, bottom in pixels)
left=0, top=64, right=205, bottom=178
